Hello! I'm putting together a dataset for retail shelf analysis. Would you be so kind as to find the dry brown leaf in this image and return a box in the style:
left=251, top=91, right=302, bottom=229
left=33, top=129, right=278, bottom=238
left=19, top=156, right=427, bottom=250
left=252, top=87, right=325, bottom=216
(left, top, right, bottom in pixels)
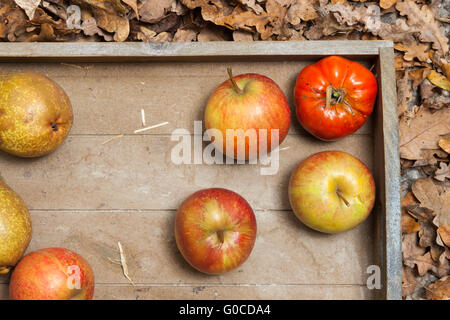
left=438, top=226, right=450, bottom=248
left=73, top=0, right=129, bottom=41
left=427, top=70, right=450, bottom=92
left=286, top=0, right=318, bottom=25
left=173, top=28, right=197, bottom=41
left=14, top=0, right=40, bottom=20
left=411, top=178, right=450, bottom=229
left=412, top=178, right=445, bottom=216
left=394, top=41, right=430, bottom=63
left=402, top=266, right=418, bottom=297
left=402, top=211, right=420, bottom=233
left=402, top=232, right=426, bottom=268
left=81, top=16, right=113, bottom=41
left=396, top=69, right=412, bottom=117
left=25, top=21, right=54, bottom=41
left=304, top=13, right=353, bottom=40
left=182, top=0, right=277, bottom=40
left=439, top=139, right=450, bottom=154
left=418, top=221, right=436, bottom=248
left=420, top=79, right=450, bottom=110
left=0, top=2, right=29, bottom=41
left=414, top=251, right=449, bottom=277
left=396, top=0, right=449, bottom=56
left=402, top=192, right=420, bottom=233
left=139, top=0, right=173, bottom=24
left=399, top=107, right=450, bottom=161
left=233, top=29, right=253, bottom=41
left=380, top=0, right=398, bottom=9
left=197, top=26, right=226, bottom=41
left=122, top=0, right=139, bottom=19
left=408, top=67, right=431, bottom=89
left=434, top=162, right=450, bottom=182
left=237, top=0, right=264, bottom=14
left=426, top=276, right=450, bottom=300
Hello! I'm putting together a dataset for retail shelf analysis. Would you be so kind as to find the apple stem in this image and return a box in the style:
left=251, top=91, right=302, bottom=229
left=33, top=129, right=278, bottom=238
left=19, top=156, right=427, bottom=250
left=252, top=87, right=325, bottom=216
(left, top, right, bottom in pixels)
left=336, top=190, right=350, bottom=207
left=227, top=67, right=244, bottom=95
left=0, top=266, right=11, bottom=274
left=217, top=230, right=225, bottom=244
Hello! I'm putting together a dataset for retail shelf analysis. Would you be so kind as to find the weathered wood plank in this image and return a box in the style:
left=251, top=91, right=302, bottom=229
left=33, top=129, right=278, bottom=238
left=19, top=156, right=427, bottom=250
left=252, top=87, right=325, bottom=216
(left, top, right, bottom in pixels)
left=0, top=61, right=372, bottom=136
left=0, top=135, right=373, bottom=211
left=374, top=47, right=402, bottom=300
left=0, top=283, right=373, bottom=300
left=0, top=210, right=376, bottom=286
left=0, top=41, right=393, bottom=61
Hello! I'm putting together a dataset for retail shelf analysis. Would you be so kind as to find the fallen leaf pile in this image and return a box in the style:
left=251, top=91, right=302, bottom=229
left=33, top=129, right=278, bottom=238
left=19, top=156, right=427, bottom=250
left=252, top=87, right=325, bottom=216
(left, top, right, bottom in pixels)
left=0, top=0, right=449, bottom=300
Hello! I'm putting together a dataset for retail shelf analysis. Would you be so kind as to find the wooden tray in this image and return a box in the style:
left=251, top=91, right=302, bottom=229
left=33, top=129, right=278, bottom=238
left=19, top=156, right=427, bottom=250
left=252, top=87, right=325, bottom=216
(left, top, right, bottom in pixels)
left=0, top=41, right=401, bottom=300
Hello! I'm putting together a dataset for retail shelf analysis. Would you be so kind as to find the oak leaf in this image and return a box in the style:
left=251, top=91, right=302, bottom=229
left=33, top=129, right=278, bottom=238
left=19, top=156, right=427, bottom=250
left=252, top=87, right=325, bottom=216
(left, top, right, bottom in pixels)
left=399, top=107, right=450, bottom=161
left=13, top=0, right=40, bottom=20
left=426, top=276, right=450, bottom=300
left=233, top=29, right=253, bottom=41
left=182, top=0, right=277, bottom=39
left=286, top=0, right=318, bottom=25
left=402, top=192, right=420, bottom=233
left=139, top=0, right=173, bottom=24
left=402, top=211, right=420, bottom=234
left=438, top=139, right=450, bottom=153
left=394, top=41, right=430, bottom=63
left=396, top=0, right=449, bottom=56
left=438, top=226, right=450, bottom=248
left=173, top=28, right=196, bottom=41
left=73, top=0, right=129, bottom=41
left=380, top=0, right=398, bottom=9
left=434, top=162, right=449, bottom=182
left=413, top=251, right=449, bottom=277
left=427, top=70, right=450, bottom=92
left=402, top=232, right=426, bottom=268
left=402, top=266, right=418, bottom=297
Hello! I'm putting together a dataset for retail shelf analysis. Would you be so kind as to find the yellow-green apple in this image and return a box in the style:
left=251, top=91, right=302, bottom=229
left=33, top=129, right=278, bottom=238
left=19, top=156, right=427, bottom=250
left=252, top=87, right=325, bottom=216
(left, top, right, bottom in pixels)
left=175, top=188, right=257, bottom=274
left=204, top=68, right=290, bottom=160
left=0, top=72, right=73, bottom=157
left=288, top=151, right=375, bottom=233
left=9, top=248, right=94, bottom=300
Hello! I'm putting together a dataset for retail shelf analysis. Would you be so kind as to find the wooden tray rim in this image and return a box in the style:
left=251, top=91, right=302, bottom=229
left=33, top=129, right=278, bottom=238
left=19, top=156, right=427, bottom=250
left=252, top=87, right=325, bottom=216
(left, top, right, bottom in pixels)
left=0, top=40, right=401, bottom=300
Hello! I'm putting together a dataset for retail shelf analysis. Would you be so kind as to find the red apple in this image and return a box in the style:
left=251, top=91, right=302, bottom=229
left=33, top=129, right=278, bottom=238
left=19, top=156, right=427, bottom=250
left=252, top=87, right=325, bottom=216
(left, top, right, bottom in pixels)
left=9, top=247, right=94, bottom=300
left=205, top=68, right=291, bottom=160
left=175, top=188, right=257, bottom=274
left=288, top=151, right=375, bottom=234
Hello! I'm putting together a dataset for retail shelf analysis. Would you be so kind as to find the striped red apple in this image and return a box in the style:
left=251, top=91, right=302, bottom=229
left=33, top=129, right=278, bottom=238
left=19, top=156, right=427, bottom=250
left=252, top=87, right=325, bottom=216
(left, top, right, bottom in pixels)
left=175, top=188, right=257, bottom=274
left=205, top=68, right=291, bottom=160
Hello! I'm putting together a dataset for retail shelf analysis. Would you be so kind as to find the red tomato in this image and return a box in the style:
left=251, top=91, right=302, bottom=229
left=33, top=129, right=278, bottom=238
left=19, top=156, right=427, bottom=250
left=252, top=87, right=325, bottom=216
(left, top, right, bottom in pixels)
left=294, top=56, right=377, bottom=140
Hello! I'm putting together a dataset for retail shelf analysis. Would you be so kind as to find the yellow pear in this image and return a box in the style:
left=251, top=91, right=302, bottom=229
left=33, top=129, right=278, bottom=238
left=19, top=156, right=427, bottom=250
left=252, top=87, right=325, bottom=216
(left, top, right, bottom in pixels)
left=0, top=72, right=73, bottom=157
left=0, top=179, right=32, bottom=274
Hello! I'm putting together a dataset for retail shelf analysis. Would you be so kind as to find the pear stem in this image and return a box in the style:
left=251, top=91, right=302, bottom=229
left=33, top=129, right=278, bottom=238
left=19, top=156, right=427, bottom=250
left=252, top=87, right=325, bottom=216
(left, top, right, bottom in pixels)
left=217, top=230, right=225, bottom=244
left=227, top=67, right=244, bottom=95
left=336, top=190, right=350, bottom=207
left=0, top=266, right=11, bottom=274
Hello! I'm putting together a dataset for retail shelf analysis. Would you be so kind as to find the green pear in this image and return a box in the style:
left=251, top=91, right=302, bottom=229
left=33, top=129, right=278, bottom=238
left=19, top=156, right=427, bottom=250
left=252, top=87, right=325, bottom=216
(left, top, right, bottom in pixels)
left=0, top=72, right=73, bottom=157
left=0, top=179, right=32, bottom=274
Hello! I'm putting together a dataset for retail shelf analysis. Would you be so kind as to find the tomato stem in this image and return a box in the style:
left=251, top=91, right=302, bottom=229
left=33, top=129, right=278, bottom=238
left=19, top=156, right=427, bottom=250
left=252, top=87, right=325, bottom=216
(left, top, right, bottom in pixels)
left=325, top=85, right=354, bottom=115
left=326, top=85, right=333, bottom=109
left=227, top=67, right=244, bottom=95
